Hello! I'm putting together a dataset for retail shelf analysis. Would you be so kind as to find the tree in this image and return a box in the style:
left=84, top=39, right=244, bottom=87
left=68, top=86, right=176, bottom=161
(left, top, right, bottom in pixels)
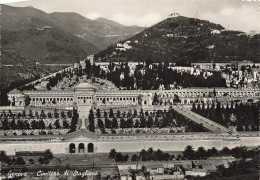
left=220, top=147, right=231, bottom=156
left=44, top=149, right=53, bottom=160
left=173, top=94, right=180, bottom=103
left=40, top=110, right=46, bottom=119
left=109, top=149, right=117, bottom=159
left=35, top=111, right=39, bottom=118
left=98, top=119, right=104, bottom=129
left=140, top=116, right=147, bottom=128
left=183, top=145, right=195, bottom=160
left=29, top=159, right=35, bottom=164
left=134, top=119, right=140, bottom=128
left=177, top=154, right=182, bottom=160
left=38, top=157, right=47, bottom=164
left=131, top=154, right=138, bottom=161
left=153, top=93, right=159, bottom=105
left=109, top=109, right=114, bottom=118
left=54, top=109, right=59, bottom=118
left=22, top=110, right=26, bottom=118
left=134, top=109, right=138, bottom=117
left=88, top=109, right=95, bottom=132
left=47, top=112, right=52, bottom=118
left=10, top=118, right=16, bottom=130
left=54, top=119, right=61, bottom=129
left=16, top=157, right=25, bottom=165
left=116, top=110, right=121, bottom=118
left=231, top=146, right=248, bottom=159
left=28, top=109, right=33, bottom=118
left=207, top=147, right=218, bottom=157
left=105, top=118, right=112, bottom=129
left=0, top=151, right=10, bottom=163
left=31, top=120, right=38, bottom=129
left=70, top=108, right=78, bottom=132
left=120, top=118, right=126, bottom=128
left=127, top=110, right=132, bottom=118
left=196, top=146, right=207, bottom=159
left=61, top=110, right=66, bottom=118
left=2, top=117, right=9, bottom=130
left=39, top=119, right=45, bottom=129
left=147, top=116, right=153, bottom=128
left=63, top=120, right=69, bottom=129
left=67, top=110, right=72, bottom=118
left=104, top=111, right=108, bottom=118
left=112, top=117, right=118, bottom=129
left=96, top=108, right=101, bottom=118
left=126, top=118, right=134, bottom=128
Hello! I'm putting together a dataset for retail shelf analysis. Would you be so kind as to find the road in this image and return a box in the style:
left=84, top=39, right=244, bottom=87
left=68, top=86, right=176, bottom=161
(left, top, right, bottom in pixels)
left=172, top=105, right=230, bottom=133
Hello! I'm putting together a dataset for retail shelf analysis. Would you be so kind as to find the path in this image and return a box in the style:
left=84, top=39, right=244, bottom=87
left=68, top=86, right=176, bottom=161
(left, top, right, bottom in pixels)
left=172, top=105, right=230, bottom=133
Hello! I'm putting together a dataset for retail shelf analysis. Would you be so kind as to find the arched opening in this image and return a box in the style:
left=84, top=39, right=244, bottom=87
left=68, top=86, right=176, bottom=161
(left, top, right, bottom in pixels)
left=88, top=143, right=94, bottom=153
left=69, top=143, right=76, bottom=153
left=78, top=143, right=85, bottom=153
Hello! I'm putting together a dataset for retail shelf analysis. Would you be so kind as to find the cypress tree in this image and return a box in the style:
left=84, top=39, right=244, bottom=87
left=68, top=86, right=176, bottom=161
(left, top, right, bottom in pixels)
left=88, top=109, right=95, bottom=132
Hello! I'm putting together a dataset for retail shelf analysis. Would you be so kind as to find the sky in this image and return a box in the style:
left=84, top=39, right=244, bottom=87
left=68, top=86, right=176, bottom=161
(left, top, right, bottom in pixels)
left=2, top=0, right=260, bottom=33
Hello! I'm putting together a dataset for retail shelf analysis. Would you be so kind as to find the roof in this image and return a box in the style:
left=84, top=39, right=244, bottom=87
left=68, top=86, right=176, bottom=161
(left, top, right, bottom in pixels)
left=64, top=130, right=98, bottom=141
left=8, top=89, right=23, bottom=94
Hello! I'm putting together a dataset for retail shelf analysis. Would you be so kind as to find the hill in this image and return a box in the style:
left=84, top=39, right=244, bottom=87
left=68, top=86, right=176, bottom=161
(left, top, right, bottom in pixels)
left=1, top=5, right=99, bottom=65
left=0, top=4, right=144, bottom=103
left=95, top=17, right=126, bottom=28
left=95, top=16, right=260, bottom=63
left=49, top=13, right=144, bottom=50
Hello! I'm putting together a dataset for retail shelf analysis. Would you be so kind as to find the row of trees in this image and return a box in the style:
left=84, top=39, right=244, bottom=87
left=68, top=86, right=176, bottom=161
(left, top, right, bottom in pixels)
left=0, top=108, right=79, bottom=132
left=131, top=148, right=173, bottom=161
left=0, top=109, right=73, bottom=119
left=106, top=61, right=226, bottom=90
left=47, top=60, right=105, bottom=89
left=108, top=145, right=259, bottom=164
left=1, top=118, right=69, bottom=130
left=108, top=149, right=129, bottom=162
left=89, top=107, right=207, bottom=132
left=182, top=145, right=259, bottom=160
left=47, top=59, right=226, bottom=91
left=192, top=102, right=259, bottom=131
left=0, top=149, right=53, bottom=165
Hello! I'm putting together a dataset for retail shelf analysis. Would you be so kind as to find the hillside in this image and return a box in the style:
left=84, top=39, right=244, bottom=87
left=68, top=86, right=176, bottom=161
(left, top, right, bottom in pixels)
left=95, top=17, right=126, bottom=28
left=0, top=51, right=70, bottom=105
left=0, top=4, right=144, bottom=103
left=1, top=5, right=99, bottom=65
left=49, top=13, right=144, bottom=50
left=95, top=16, right=260, bottom=63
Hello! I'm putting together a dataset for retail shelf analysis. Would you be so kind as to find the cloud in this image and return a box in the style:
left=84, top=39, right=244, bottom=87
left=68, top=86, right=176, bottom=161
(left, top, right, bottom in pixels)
left=220, top=8, right=235, bottom=16
left=111, top=12, right=162, bottom=27
left=201, top=4, right=259, bottom=32
left=0, top=0, right=27, bottom=3
left=86, top=12, right=103, bottom=20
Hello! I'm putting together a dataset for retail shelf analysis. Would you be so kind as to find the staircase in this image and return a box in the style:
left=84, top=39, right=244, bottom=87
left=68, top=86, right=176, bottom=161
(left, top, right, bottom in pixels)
left=171, top=105, right=230, bottom=133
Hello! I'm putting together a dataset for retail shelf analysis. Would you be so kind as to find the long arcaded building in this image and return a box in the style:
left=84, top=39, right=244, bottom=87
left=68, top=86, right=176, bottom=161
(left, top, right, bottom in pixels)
left=1, top=82, right=259, bottom=155
left=6, top=82, right=260, bottom=119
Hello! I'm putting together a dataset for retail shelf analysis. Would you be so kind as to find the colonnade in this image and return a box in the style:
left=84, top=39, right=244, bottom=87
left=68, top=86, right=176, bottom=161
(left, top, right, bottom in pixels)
left=30, top=97, right=74, bottom=107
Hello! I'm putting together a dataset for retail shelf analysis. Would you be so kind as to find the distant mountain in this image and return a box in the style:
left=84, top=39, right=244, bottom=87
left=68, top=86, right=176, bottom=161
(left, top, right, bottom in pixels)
left=95, top=16, right=260, bottom=63
left=49, top=13, right=144, bottom=50
left=95, top=17, right=126, bottom=28
left=1, top=5, right=99, bottom=64
left=0, top=4, right=144, bottom=91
